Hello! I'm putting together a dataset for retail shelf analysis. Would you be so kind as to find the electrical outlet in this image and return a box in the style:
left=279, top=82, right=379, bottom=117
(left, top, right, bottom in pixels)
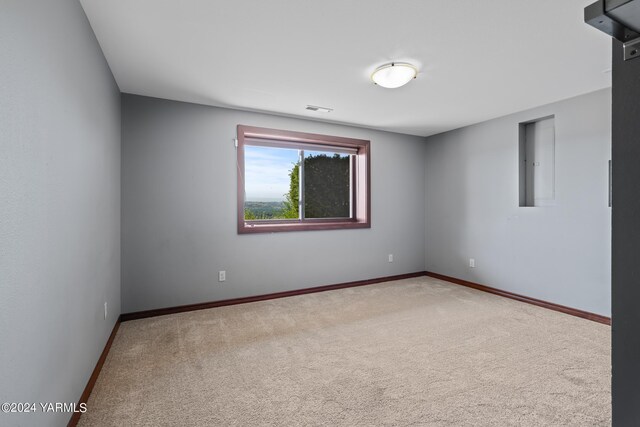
left=469, top=258, right=476, bottom=268
left=388, top=254, right=393, bottom=263
left=218, top=270, right=226, bottom=282
left=104, top=302, right=108, bottom=320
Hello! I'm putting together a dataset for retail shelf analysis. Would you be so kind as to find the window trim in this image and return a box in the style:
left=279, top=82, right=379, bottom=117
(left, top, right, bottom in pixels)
left=237, top=125, right=371, bottom=234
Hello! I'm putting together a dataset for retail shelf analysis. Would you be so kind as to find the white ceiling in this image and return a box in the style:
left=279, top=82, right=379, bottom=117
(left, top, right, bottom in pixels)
left=80, top=0, right=611, bottom=137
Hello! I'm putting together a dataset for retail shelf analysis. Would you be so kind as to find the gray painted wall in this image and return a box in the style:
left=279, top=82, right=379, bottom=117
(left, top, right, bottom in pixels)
left=121, top=94, right=425, bottom=313
left=0, top=1, right=120, bottom=426
left=424, top=89, right=611, bottom=316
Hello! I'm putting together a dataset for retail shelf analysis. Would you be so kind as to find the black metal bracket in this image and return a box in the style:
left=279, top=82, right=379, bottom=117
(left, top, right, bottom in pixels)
left=585, top=0, right=640, bottom=60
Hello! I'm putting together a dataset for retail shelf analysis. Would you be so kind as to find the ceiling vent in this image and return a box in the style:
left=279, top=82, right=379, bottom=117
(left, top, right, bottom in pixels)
left=305, top=105, right=333, bottom=113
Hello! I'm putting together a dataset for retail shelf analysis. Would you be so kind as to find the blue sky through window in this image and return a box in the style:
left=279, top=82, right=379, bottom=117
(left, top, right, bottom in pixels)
left=244, top=145, right=299, bottom=201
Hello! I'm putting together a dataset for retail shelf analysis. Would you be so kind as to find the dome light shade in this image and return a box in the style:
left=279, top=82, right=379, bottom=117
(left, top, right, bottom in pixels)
left=371, top=62, right=417, bottom=88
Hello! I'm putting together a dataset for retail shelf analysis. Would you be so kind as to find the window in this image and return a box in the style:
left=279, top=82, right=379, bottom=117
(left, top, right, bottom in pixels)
left=237, top=125, right=370, bottom=233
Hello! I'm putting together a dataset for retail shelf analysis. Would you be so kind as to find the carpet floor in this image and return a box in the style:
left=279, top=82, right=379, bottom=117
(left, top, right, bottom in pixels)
left=78, top=277, right=611, bottom=426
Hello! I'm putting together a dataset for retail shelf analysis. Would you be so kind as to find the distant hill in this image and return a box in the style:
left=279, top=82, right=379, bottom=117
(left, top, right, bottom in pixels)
left=244, top=201, right=286, bottom=219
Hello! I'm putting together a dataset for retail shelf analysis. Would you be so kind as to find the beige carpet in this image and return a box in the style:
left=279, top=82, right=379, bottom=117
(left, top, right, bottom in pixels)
left=78, top=277, right=611, bottom=426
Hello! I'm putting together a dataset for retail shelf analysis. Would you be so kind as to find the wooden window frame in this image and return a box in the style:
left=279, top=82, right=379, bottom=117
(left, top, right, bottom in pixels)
left=237, top=125, right=371, bottom=234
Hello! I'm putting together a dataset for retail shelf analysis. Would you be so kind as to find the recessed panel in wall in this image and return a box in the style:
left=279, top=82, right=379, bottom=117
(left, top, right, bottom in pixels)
left=519, top=116, right=555, bottom=207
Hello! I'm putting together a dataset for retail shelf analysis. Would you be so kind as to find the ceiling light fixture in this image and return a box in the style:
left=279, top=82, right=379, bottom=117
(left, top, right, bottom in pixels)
left=371, top=62, right=418, bottom=89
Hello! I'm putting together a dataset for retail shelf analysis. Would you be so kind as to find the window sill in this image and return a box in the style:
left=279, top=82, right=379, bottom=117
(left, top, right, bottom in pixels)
left=238, top=219, right=370, bottom=234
